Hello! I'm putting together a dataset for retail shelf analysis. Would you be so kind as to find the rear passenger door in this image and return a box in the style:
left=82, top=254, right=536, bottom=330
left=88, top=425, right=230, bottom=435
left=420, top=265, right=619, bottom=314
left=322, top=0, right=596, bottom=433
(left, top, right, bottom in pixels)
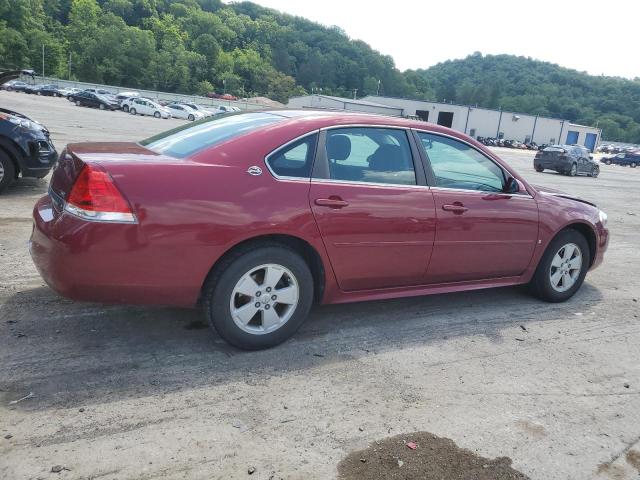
left=309, top=127, right=436, bottom=291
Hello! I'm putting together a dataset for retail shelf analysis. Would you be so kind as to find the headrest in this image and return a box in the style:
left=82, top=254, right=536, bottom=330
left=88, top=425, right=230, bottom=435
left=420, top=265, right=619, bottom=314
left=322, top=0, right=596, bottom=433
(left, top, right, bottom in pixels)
left=326, top=134, right=351, bottom=161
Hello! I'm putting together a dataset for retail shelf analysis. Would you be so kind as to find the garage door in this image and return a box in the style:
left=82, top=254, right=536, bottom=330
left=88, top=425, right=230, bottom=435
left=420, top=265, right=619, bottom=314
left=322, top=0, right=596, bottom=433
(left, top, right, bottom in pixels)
left=566, top=130, right=579, bottom=144
left=584, top=133, right=597, bottom=152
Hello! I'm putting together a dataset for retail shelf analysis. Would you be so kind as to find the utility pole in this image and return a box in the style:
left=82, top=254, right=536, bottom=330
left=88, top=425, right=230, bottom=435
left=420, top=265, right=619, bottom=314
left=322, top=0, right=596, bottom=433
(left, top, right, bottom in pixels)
left=68, top=52, right=72, bottom=80
left=353, top=88, right=357, bottom=100
left=376, top=79, right=381, bottom=96
left=42, top=44, right=45, bottom=79
left=223, top=79, right=226, bottom=95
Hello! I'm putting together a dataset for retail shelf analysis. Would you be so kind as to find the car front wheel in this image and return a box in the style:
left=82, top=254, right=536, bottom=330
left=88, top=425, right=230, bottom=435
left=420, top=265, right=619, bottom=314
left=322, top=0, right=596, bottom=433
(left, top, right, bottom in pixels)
left=130, top=108, right=137, bottom=115
left=123, top=105, right=129, bottom=112
left=75, top=100, right=81, bottom=106
left=569, top=163, right=577, bottom=176
left=203, top=245, right=314, bottom=350
left=188, top=114, right=195, bottom=121
left=0, top=150, right=16, bottom=194
left=589, top=165, right=599, bottom=177
left=631, top=162, right=637, bottom=168
left=99, top=104, right=105, bottom=110
left=535, top=167, right=544, bottom=172
left=529, top=229, right=590, bottom=303
left=154, top=111, right=161, bottom=118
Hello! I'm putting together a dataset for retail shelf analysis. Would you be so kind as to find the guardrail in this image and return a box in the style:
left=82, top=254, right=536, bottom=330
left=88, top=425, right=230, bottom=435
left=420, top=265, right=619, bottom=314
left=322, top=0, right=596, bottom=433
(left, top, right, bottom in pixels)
left=30, top=76, right=268, bottom=111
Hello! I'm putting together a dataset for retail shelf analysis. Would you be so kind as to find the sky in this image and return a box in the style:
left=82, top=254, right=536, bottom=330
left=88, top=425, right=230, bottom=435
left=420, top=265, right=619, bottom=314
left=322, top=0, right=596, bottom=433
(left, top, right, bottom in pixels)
left=245, top=0, right=639, bottom=79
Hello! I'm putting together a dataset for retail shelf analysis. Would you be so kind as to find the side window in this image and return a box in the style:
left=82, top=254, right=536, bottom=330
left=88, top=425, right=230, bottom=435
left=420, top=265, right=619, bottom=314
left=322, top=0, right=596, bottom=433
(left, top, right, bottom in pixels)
left=266, top=133, right=318, bottom=178
left=417, top=132, right=506, bottom=192
left=324, top=128, right=416, bottom=185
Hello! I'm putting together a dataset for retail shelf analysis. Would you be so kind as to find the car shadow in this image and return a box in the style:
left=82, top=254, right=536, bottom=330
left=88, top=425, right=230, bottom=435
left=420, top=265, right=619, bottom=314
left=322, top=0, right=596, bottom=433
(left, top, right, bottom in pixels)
left=0, top=282, right=603, bottom=411
left=3, top=177, right=49, bottom=198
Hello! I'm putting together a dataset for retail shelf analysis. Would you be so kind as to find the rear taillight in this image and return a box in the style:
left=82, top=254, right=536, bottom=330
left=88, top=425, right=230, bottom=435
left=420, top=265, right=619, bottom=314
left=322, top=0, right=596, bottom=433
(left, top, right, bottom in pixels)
left=65, top=165, right=137, bottom=223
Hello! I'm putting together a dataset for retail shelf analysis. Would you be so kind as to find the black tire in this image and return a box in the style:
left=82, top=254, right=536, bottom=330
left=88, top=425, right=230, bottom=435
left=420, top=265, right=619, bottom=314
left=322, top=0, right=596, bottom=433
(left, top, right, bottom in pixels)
left=631, top=162, right=637, bottom=168
left=569, top=163, right=577, bottom=176
left=123, top=104, right=129, bottom=112
left=0, top=150, right=16, bottom=194
left=154, top=111, right=161, bottom=118
left=75, top=100, right=81, bottom=106
left=605, top=159, right=612, bottom=165
left=590, top=165, right=599, bottom=177
left=203, top=244, right=314, bottom=350
left=130, top=108, right=137, bottom=115
left=36, top=91, right=41, bottom=96
left=535, top=167, right=544, bottom=172
left=529, top=229, right=590, bottom=303
left=188, top=114, right=195, bottom=121
left=99, top=103, right=105, bottom=110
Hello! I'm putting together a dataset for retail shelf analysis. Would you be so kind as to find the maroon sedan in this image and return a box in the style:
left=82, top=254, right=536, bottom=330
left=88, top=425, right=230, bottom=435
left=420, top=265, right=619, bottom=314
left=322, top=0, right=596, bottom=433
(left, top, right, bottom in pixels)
left=30, top=111, right=609, bottom=349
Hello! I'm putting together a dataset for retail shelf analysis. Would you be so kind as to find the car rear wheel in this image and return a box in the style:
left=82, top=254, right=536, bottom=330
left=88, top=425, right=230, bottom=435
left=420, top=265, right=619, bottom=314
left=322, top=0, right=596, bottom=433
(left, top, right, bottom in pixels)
left=154, top=111, right=161, bottom=118
left=604, top=159, right=612, bottom=165
left=188, top=114, right=195, bottom=121
left=99, top=104, right=105, bottom=110
left=75, top=100, right=81, bottom=106
left=36, top=91, right=41, bottom=96
left=535, top=167, right=544, bottom=172
left=529, top=229, right=590, bottom=303
left=569, top=163, right=577, bottom=176
left=631, top=162, right=637, bottom=168
left=203, top=245, right=314, bottom=350
left=589, top=165, right=600, bottom=177
left=0, top=150, right=16, bottom=194
left=130, top=108, right=137, bottom=115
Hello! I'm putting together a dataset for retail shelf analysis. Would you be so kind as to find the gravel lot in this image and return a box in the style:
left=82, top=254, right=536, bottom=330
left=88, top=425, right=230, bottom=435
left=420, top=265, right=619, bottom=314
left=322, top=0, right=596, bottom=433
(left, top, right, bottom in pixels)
left=1, top=91, right=639, bottom=480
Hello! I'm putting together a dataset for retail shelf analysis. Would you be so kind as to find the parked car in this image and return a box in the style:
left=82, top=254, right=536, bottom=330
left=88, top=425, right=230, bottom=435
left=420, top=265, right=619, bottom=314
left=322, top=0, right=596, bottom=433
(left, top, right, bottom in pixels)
left=37, top=84, right=64, bottom=97
left=166, top=103, right=205, bottom=121
left=128, top=98, right=171, bottom=118
left=69, top=91, right=119, bottom=110
left=2, top=80, right=29, bottom=92
left=207, top=92, right=238, bottom=101
left=60, top=87, right=82, bottom=98
left=211, top=105, right=241, bottom=115
left=115, top=91, right=139, bottom=106
left=534, top=145, right=599, bottom=177
left=23, top=84, right=42, bottom=94
left=30, top=111, right=609, bottom=349
left=84, top=88, right=113, bottom=97
left=603, top=152, right=640, bottom=167
left=180, top=103, right=216, bottom=117
left=0, top=107, right=57, bottom=193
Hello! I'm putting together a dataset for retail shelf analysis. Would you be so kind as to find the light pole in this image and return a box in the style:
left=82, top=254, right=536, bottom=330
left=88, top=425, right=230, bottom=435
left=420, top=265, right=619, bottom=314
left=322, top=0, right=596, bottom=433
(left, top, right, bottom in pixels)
left=223, top=79, right=226, bottom=95
left=42, top=44, right=45, bottom=79
left=376, top=79, right=381, bottom=96
left=68, top=52, right=71, bottom=80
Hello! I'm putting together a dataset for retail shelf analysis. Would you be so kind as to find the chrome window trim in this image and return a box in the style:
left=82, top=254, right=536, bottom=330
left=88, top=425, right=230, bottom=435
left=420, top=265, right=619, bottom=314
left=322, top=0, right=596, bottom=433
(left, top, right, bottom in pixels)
left=263, top=130, right=319, bottom=181
left=310, top=178, right=427, bottom=189
left=429, top=186, right=533, bottom=199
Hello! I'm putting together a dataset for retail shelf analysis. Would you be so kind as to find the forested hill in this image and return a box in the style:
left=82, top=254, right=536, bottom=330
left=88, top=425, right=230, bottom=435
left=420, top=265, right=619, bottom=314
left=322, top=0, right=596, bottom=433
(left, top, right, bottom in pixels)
left=408, top=53, right=640, bottom=143
left=1, top=1, right=639, bottom=142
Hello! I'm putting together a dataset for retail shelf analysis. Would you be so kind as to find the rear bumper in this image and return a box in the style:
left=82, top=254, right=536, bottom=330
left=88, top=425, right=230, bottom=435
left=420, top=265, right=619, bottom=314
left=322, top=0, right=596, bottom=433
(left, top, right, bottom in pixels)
left=29, top=195, right=202, bottom=307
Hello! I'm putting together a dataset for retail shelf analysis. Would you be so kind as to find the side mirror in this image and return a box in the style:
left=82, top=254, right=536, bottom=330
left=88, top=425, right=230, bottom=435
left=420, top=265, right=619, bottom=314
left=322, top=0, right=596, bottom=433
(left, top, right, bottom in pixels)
left=504, top=176, right=519, bottom=194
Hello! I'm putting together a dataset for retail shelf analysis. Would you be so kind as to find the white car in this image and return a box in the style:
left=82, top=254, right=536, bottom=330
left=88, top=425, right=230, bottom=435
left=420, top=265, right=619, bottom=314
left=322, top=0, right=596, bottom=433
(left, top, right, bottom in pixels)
left=166, top=104, right=205, bottom=121
left=128, top=98, right=171, bottom=119
left=212, top=105, right=241, bottom=115
left=181, top=103, right=216, bottom=117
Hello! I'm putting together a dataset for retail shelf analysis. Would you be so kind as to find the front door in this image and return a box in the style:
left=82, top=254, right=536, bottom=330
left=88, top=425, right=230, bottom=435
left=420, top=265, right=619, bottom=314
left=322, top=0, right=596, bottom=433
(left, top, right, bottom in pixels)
left=310, top=127, right=436, bottom=291
left=415, top=131, right=539, bottom=284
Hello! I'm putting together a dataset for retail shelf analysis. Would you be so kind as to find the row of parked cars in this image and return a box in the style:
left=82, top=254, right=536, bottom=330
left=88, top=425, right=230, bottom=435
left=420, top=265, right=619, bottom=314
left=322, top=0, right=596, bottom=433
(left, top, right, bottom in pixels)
left=598, top=144, right=639, bottom=154
left=476, top=136, right=544, bottom=150
left=2, top=80, right=241, bottom=121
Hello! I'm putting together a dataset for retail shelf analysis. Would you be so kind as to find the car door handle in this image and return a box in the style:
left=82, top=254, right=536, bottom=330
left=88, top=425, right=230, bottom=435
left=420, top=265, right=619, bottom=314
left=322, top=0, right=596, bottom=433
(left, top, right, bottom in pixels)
left=314, top=197, right=349, bottom=209
left=442, top=203, right=468, bottom=214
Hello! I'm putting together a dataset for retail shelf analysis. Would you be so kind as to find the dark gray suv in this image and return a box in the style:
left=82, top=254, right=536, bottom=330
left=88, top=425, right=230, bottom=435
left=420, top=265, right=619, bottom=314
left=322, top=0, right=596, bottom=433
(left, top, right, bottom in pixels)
left=534, top=145, right=599, bottom=177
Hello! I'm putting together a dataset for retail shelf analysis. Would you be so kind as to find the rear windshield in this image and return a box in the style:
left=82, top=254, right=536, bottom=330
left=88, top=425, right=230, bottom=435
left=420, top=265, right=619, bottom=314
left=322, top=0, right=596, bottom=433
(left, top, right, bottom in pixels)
left=543, top=146, right=566, bottom=152
left=141, top=112, right=283, bottom=158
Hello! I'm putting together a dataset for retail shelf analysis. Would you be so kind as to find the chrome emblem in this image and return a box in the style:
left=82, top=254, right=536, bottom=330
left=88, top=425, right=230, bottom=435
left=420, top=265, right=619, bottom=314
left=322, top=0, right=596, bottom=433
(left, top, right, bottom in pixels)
left=247, top=166, right=262, bottom=176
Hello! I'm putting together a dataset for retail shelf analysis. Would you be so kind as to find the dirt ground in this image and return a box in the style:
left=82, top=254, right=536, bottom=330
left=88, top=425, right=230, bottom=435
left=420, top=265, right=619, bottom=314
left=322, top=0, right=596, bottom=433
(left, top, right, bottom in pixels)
left=0, top=91, right=639, bottom=480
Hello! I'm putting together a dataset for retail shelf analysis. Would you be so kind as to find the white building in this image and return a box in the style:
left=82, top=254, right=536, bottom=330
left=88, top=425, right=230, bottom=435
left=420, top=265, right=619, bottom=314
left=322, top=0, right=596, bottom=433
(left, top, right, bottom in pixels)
left=286, top=94, right=601, bottom=151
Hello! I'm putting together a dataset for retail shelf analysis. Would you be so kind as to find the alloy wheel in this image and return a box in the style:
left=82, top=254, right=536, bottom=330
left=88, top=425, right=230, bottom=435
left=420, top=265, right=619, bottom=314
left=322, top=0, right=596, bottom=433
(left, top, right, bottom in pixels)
left=549, top=243, right=582, bottom=293
left=0, top=161, right=4, bottom=183
left=229, top=263, right=299, bottom=335
left=570, top=164, right=577, bottom=176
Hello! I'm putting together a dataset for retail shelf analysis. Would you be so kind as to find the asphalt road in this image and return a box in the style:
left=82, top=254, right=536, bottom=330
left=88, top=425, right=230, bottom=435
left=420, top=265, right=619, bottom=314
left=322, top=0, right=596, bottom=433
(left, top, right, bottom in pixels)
left=1, top=91, right=639, bottom=480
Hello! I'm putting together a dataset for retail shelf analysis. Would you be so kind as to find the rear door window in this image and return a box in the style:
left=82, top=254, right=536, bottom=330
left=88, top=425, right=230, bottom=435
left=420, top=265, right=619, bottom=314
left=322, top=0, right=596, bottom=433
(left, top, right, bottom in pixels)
left=323, top=127, right=416, bottom=185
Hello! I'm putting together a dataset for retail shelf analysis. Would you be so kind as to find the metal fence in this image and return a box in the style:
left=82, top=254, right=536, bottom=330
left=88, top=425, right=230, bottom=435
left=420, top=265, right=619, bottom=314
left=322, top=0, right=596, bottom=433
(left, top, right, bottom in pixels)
left=30, top=76, right=267, bottom=111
